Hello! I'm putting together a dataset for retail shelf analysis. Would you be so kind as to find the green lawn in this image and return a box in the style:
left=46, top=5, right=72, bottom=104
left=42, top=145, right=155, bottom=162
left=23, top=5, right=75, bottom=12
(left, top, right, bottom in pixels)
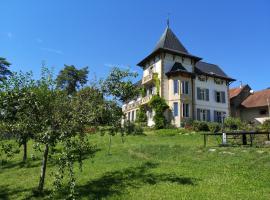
left=1, top=130, right=270, bottom=199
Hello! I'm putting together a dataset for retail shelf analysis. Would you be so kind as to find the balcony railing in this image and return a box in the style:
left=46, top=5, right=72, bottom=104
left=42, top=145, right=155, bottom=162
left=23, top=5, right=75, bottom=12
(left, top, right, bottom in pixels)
left=123, top=95, right=153, bottom=111
left=142, top=73, right=154, bottom=85
left=141, top=95, right=152, bottom=105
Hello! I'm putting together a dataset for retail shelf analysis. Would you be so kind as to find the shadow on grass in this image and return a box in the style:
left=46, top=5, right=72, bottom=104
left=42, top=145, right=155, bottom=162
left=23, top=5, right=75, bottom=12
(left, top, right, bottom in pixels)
left=0, top=184, right=41, bottom=200
left=75, top=161, right=198, bottom=199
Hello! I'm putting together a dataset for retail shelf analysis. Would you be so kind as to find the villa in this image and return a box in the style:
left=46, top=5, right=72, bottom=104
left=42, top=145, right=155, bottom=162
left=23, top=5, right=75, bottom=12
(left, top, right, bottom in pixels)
left=122, top=25, right=235, bottom=127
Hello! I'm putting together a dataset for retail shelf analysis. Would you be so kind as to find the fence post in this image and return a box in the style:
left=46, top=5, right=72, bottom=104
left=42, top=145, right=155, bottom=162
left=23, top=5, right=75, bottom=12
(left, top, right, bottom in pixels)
left=222, top=132, right=227, bottom=145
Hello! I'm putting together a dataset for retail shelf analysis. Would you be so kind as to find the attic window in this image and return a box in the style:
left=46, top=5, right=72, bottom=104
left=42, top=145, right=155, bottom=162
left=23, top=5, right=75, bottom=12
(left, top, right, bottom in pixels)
left=214, top=78, right=223, bottom=85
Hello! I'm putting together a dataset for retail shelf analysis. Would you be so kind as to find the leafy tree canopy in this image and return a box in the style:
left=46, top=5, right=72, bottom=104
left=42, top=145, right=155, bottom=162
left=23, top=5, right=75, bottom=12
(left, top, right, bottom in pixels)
left=0, top=57, right=12, bottom=82
left=56, top=65, right=88, bottom=95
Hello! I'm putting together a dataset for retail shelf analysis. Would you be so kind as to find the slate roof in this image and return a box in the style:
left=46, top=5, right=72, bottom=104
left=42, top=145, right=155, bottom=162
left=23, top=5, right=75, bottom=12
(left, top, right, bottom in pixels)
left=137, top=27, right=201, bottom=67
left=166, top=62, right=194, bottom=77
left=195, top=61, right=235, bottom=81
left=153, top=27, right=188, bottom=53
left=241, top=89, right=270, bottom=108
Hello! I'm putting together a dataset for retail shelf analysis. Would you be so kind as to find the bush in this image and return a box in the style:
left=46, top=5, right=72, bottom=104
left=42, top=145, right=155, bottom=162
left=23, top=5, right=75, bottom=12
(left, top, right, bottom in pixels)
left=262, top=119, right=270, bottom=131
left=123, top=121, right=144, bottom=135
left=181, top=118, right=193, bottom=129
left=136, top=106, right=147, bottom=123
left=224, top=117, right=243, bottom=131
left=208, top=122, right=221, bottom=133
left=192, top=120, right=209, bottom=132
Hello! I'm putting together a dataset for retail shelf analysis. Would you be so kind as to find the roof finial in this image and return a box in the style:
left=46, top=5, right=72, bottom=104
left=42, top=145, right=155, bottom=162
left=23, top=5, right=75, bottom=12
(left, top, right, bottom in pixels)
left=167, top=12, right=170, bottom=28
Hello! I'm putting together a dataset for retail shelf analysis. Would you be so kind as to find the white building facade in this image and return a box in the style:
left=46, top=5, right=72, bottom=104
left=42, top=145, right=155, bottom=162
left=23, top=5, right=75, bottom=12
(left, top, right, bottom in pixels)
left=122, top=26, right=235, bottom=127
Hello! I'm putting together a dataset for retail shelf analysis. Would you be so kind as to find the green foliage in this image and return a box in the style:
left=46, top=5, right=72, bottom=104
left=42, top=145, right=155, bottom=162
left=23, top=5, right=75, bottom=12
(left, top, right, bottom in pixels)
left=262, top=119, right=270, bottom=131
left=148, top=95, right=169, bottom=129
left=153, top=73, right=160, bottom=95
left=224, top=117, right=243, bottom=131
left=0, top=57, right=12, bottom=82
left=192, top=121, right=210, bottom=132
left=208, top=122, right=221, bottom=133
left=56, top=64, right=89, bottom=95
left=123, top=121, right=144, bottom=135
left=101, top=67, right=139, bottom=103
left=0, top=140, right=20, bottom=165
left=140, top=86, right=146, bottom=97
left=136, top=106, right=147, bottom=123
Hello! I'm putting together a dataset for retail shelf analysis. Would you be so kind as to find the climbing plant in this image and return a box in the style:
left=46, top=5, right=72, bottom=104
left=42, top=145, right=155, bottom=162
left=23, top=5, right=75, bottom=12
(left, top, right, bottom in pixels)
left=153, top=73, right=160, bottom=95
left=148, top=95, right=169, bottom=129
left=136, top=105, right=147, bottom=124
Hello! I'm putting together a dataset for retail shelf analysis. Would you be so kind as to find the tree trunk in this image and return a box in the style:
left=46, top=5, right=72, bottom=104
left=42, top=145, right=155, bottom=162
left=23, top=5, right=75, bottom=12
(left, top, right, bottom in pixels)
left=22, top=140, right=27, bottom=162
left=38, top=144, right=49, bottom=193
left=108, top=134, right=112, bottom=155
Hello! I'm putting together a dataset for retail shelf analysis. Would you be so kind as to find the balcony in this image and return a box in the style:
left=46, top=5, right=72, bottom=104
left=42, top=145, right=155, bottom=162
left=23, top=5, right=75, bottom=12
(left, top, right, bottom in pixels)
left=141, top=95, right=152, bottom=105
left=142, top=73, right=154, bottom=85
left=123, top=100, right=141, bottom=112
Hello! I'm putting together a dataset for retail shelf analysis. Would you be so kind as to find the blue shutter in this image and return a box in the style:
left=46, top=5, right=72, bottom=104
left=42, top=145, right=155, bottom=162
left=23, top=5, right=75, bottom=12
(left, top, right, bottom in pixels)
left=185, top=81, right=189, bottom=94
left=173, top=80, right=178, bottom=94
left=206, top=89, right=209, bottom=101
left=197, top=88, right=201, bottom=100
left=173, top=102, right=178, bottom=116
left=197, top=108, right=200, bottom=120
left=214, top=111, right=217, bottom=122
left=207, top=110, right=211, bottom=121
left=222, top=92, right=226, bottom=103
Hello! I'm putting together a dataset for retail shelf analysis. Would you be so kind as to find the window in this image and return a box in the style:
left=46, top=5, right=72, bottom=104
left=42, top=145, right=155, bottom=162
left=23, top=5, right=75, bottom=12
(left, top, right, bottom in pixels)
left=260, top=109, right=267, bottom=115
left=128, top=112, right=131, bottom=121
left=182, top=103, right=189, bottom=118
left=173, top=80, right=179, bottom=94
left=131, top=111, right=135, bottom=121
left=197, top=88, right=209, bottom=101
left=173, top=102, right=179, bottom=117
left=181, top=81, right=189, bottom=94
left=215, top=91, right=226, bottom=103
left=214, top=78, right=223, bottom=85
left=197, top=109, right=210, bottom=121
left=214, top=111, right=226, bottom=123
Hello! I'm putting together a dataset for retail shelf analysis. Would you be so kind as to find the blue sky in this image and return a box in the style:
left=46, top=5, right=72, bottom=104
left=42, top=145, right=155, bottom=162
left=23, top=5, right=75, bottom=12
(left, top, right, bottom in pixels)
left=1, top=0, right=269, bottom=90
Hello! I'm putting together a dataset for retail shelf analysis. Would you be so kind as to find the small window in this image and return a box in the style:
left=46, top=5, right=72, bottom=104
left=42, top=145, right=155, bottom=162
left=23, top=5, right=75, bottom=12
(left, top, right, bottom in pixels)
left=173, top=102, right=179, bottom=117
left=181, top=81, right=189, bottom=94
left=198, top=75, right=207, bottom=82
left=182, top=103, right=189, bottom=118
left=197, top=88, right=209, bottom=101
left=214, top=111, right=226, bottom=123
left=214, top=78, right=223, bottom=85
left=215, top=91, right=226, bottom=103
left=173, top=80, right=179, bottom=94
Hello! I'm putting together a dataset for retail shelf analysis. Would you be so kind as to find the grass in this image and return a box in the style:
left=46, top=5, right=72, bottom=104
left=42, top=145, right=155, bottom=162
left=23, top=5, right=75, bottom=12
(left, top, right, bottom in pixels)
left=1, top=130, right=270, bottom=199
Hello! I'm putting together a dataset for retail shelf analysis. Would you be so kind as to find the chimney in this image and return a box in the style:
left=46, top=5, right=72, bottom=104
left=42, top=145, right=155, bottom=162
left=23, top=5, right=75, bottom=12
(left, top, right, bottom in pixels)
left=239, top=81, right=243, bottom=88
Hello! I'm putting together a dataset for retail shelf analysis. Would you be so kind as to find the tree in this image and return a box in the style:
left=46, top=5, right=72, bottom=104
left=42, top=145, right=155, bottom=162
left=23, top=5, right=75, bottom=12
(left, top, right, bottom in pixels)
left=56, top=65, right=88, bottom=95
left=0, top=57, right=12, bottom=82
left=33, top=68, right=104, bottom=197
left=0, top=71, right=37, bottom=162
left=101, top=67, right=139, bottom=103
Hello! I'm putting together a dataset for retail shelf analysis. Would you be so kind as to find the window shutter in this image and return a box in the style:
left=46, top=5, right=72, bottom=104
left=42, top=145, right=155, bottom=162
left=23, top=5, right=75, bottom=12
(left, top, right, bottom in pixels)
left=197, top=109, right=200, bottom=120
left=214, top=111, right=217, bottom=122
left=206, top=89, right=209, bottom=101
left=222, top=92, right=226, bottom=103
left=197, top=88, right=201, bottom=100
left=185, top=81, right=189, bottom=94
left=214, top=91, right=217, bottom=102
left=207, top=110, right=211, bottom=121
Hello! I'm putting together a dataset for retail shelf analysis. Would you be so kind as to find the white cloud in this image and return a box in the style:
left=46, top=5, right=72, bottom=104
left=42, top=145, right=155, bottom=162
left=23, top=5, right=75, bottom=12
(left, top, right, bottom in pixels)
left=40, top=47, right=63, bottom=55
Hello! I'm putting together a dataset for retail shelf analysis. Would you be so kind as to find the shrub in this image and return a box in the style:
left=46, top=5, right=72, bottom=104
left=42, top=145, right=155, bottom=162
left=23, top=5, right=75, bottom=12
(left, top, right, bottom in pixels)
left=208, top=122, right=221, bottom=133
left=224, top=117, right=243, bottom=131
left=148, top=95, right=169, bottom=129
left=136, top=105, right=147, bottom=123
left=181, top=118, right=193, bottom=129
left=262, top=119, right=270, bottom=131
left=192, top=120, right=209, bottom=132
left=123, top=121, right=144, bottom=135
